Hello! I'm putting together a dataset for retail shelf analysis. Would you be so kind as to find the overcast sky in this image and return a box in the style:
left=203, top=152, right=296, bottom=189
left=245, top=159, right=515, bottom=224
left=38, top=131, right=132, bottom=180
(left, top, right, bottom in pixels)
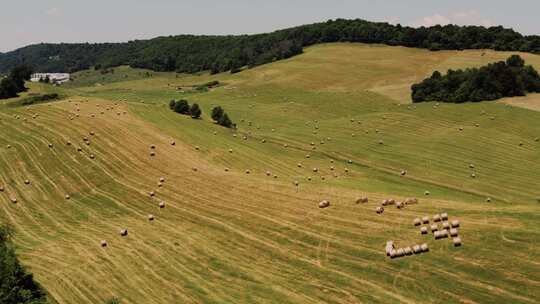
left=1, top=0, right=540, bottom=53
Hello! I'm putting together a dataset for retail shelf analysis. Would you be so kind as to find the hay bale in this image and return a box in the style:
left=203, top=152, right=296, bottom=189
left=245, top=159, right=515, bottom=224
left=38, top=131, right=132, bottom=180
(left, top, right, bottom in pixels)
left=159, top=177, right=165, bottom=183
left=330, top=166, right=335, bottom=171
left=224, top=168, right=230, bottom=172
left=451, top=220, right=460, bottom=228
left=0, top=186, right=4, bottom=192
left=382, top=199, right=389, bottom=206
left=192, top=167, right=198, bottom=172
left=435, top=230, right=448, bottom=240
left=157, top=182, right=163, bottom=187
left=297, top=163, right=303, bottom=168
left=24, top=179, right=30, bottom=185
left=413, top=218, right=421, bottom=226
left=150, top=151, right=155, bottom=157
left=48, top=143, right=53, bottom=148
left=400, top=170, right=407, bottom=176
left=404, top=247, right=413, bottom=255
left=273, top=175, right=278, bottom=179
left=120, top=229, right=128, bottom=236
left=344, top=168, right=349, bottom=173
left=100, top=240, right=107, bottom=247
left=6, top=145, right=11, bottom=149
left=412, top=245, right=422, bottom=254
left=348, top=160, right=353, bottom=164
left=171, top=141, right=176, bottom=146
left=149, top=191, right=155, bottom=197
left=486, top=197, right=491, bottom=202
left=420, top=243, right=429, bottom=252
left=312, top=168, right=318, bottom=173
left=404, top=197, right=418, bottom=205
left=318, top=200, right=330, bottom=209
left=150, top=145, right=156, bottom=149
left=148, top=214, right=155, bottom=221
left=66, top=141, right=72, bottom=146
left=424, top=191, right=430, bottom=196
left=442, top=221, right=450, bottom=230
left=388, top=199, right=396, bottom=205
left=422, top=216, right=429, bottom=224
left=471, top=173, right=476, bottom=178
left=245, top=169, right=250, bottom=174
left=386, top=241, right=395, bottom=256
left=441, top=212, right=448, bottom=221
left=89, top=154, right=95, bottom=159
left=396, top=201, right=404, bottom=209
left=10, top=197, right=17, bottom=204
left=356, top=197, right=368, bottom=204
left=293, top=181, right=299, bottom=186
left=307, top=176, right=312, bottom=181
left=375, top=206, right=384, bottom=214
left=195, top=146, right=200, bottom=150
left=430, top=224, right=438, bottom=232
left=159, top=201, right=165, bottom=208
left=453, top=237, right=462, bottom=247
left=420, top=226, right=428, bottom=234
left=77, top=147, right=82, bottom=152
left=65, top=194, right=70, bottom=200
left=396, top=248, right=405, bottom=257
left=449, top=228, right=458, bottom=237
left=305, top=154, right=311, bottom=158
left=433, top=214, right=441, bottom=222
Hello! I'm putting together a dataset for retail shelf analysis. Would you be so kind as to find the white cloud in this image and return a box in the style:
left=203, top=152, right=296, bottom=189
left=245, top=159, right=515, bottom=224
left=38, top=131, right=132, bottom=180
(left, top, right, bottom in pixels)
left=382, top=17, right=400, bottom=25
left=412, top=10, right=495, bottom=28
left=45, top=7, right=62, bottom=17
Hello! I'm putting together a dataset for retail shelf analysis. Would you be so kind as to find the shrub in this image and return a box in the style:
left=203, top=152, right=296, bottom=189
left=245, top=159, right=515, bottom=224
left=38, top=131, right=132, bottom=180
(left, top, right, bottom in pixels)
left=169, top=99, right=176, bottom=110
left=211, top=106, right=224, bottom=121
left=218, top=113, right=233, bottom=128
left=173, top=99, right=190, bottom=114
left=190, top=103, right=202, bottom=119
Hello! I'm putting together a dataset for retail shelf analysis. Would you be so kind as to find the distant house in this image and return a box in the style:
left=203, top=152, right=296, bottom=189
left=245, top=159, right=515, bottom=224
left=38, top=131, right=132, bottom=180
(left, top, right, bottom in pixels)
left=30, top=73, right=70, bottom=84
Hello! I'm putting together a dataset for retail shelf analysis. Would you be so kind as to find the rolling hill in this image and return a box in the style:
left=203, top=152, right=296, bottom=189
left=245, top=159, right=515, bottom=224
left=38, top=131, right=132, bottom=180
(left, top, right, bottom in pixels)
left=0, top=43, right=539, bottom=304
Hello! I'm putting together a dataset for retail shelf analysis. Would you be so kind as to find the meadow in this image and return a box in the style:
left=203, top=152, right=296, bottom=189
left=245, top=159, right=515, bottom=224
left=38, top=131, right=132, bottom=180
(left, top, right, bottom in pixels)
left=1, top=43, right=539, bottom=303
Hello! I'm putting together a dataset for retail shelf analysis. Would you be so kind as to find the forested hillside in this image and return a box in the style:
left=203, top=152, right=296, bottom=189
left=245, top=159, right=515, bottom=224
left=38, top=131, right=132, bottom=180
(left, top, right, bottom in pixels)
left=1, top=18, right=540, bottom=74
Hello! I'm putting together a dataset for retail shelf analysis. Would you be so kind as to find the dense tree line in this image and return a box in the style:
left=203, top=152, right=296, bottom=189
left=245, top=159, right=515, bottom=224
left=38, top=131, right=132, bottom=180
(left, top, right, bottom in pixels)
left=1, top=19, right=540, bottom=74
left=0, top=224, right=47, bottom=304
left=0, top=65, right=33, bottom=99
left=411, top=55, right=540, bottom=103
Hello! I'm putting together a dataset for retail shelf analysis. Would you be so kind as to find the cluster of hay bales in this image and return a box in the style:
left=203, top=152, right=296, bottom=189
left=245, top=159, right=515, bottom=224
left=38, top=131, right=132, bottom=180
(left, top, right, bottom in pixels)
left=419, top=213, right=462, bottom=246
left=387, top=241, right=429, bottom=259
left=375, top=206, right=384, bottom=214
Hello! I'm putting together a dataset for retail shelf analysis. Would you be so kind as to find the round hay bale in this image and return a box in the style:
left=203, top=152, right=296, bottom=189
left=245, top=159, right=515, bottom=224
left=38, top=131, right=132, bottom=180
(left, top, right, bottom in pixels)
left=148, top=214, right=155, bottom=221
left=471, top=173, right=476, bottom=178
left=89, top=154, right=95, bottom=159
left=90, top=131, right=95, bottom=136
left=157, top=182, right=163, bottom=187
left=388, top=199, right=395, bottom=205
left=412, top=244, right=422, bottom=254
left=430, top=224, right=438, bottom=232
left=24, top=179, right=30, bottom=185
left=224, top=167, right=229, bottom=172
left=149, top=191, right=155, bottom=197
left=261, top=139, right=266, bottom=143
left=442, top=221, right=450, bottom=230
left=375, top=206, right=384, bottom=214
left=66, top=141, right=72, bottom=146
left=159, top=201, right=165, bottom=208
left=10, top=197, right=17, bottom=204
left=100, top=240, right=107, bottom=247
left=273, top=175, right=278, bottom=179
left=245, top=169, right=250, bottom=174
left=420, top=226, right=428, bottom=234
left=424, top=191, right=430, bottom=196
left=459, top=127, right=464, bottom=131
left=413, top=218, right=421, bottom=226
left=120, top=229, right=128, bottom=236
left=396, top=201, right=404, bottom=209
left=283, top=144, right=289, bottom=148
left=440, top=213, right=448, bottom=221
left=356, top=197, right=368, bottom=204
left=171, top=141, right=176, bottom=146
left=77, top=147, right=82, bottom=152
left=159, top=177, right=165, bottom=183
left=243, top=136, right=248, bottom=140
left=150, top=151, right=155, bottom=157
left=486, top=197, right=491, bottom=202
left=306, top=154, right=311, bottom=158
left=293, top=181, right=299, bottom=186
left=344, top=168, right=349, bottom=173
left=469, top=164, right=475, bottom=169
left=330, top=166, right=335, bottom=171
left=452, top=237, right=462, bottom=247
left=7, top=145, right=11, bottom=149
left=396, top=248, right=405, bottom=257
left=433, top=214, right=441, bottom=222
left=420, top=243, right=429, bottom=252
left=0, top=186, right=4, bottom=192
left=192, top=167, right=198, bottom=172
left=422, top=216, right=429, bottom=224
left=382, top=199, right=389, bottom=206
left=318, top=200, right=330, bottom=209
left=535, top=137, right=539, bottom=142
left=150, top=145, right=156, bottom=149
left=348, top=160, right=353, bottom=164
left=449, top=228, right=458, bottom=237
left=390, top=249, right=397, bottom=259
left=228, top=149, right=233, bottom=153
left=85, top=140, right=91, bottom=146
left=404, top=247, right=413, bottom=255
left=400, top=170, right=407, bottom=176
left=307, top=176, right=312, bottom=181
left=451, top=220, right=460, bottom=228
left=404, top=197, right=418, bottom=205
left=312, top=168, right=318, bottom=173
left=65, top=194, right=70, bottom=200
left=48, top=143, right=53, bottom=148
left=195, top=146, right=200, bottom=150
left=297, top=163, right=303, bottom=168
left=265, top=171, right=271, bottom=176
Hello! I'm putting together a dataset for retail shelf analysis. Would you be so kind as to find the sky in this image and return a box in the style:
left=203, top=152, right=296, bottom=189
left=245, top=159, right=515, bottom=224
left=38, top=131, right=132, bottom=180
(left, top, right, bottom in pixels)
left=1, top=0, right=540, bottom=53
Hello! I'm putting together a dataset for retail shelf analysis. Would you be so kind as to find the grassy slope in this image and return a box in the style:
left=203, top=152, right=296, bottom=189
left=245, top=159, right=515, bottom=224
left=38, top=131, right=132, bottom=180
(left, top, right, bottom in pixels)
left=0, top=43, right=539, bottom=304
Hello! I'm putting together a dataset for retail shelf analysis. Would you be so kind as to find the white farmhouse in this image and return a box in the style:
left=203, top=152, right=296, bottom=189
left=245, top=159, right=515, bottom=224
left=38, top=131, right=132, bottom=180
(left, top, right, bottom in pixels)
left=30, top=73, right=70, bottom=84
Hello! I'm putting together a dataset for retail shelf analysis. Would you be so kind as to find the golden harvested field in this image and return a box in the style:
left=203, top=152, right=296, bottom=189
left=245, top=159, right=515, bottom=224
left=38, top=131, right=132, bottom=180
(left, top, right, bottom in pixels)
left=1, top=43, right=539, bottom=303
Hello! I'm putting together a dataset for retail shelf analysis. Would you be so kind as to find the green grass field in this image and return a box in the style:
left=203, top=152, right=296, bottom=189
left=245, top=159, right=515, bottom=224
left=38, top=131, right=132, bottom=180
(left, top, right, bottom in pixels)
left=1, top=43, right=539, bottom=303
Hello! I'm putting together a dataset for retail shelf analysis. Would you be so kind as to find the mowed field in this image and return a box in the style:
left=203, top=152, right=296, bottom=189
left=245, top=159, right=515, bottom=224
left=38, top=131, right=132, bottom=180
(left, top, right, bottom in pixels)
left=1, top=43, right=540, bottom=303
